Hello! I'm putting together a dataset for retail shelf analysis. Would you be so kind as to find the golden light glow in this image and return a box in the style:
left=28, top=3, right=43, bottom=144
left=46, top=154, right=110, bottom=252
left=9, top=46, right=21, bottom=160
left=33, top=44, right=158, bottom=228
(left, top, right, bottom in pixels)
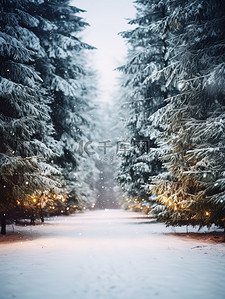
left=33, top=198, right=37, bottom=203
left=205, top=212, right=209, bottom=216
left=17, top=200, right=20, bottom=205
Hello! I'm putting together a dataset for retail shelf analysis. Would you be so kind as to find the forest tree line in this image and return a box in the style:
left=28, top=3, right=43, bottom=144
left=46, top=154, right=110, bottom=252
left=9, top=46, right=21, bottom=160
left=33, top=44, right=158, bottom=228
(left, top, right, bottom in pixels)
left=117, top=0, right=225, bottom=229
left=0, top=0, right=225, bottom=234
left=0, top=0, right=99, bottom=233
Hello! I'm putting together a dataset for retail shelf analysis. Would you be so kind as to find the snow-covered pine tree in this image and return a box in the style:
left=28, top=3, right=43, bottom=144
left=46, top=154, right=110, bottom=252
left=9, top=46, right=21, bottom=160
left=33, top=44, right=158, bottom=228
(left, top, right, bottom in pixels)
left=29, top=0, right=98, bottom=208
left=93, top=100, right=121, bottom=210
left=0, top=0, right=61, bottom=232
left=117, top=0, right=170, bottom=211
left=151, top=0, right=225, bottom=228
left=71, top=65, right=100, bottom=209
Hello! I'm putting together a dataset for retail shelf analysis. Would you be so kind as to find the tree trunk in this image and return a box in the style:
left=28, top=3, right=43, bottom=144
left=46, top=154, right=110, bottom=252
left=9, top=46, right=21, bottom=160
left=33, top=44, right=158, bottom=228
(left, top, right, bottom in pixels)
left=30, top=212, right=35, bottom=225
left=1, top=212, right=6, bottom=235
left=40, top=209, right=44, bottom=223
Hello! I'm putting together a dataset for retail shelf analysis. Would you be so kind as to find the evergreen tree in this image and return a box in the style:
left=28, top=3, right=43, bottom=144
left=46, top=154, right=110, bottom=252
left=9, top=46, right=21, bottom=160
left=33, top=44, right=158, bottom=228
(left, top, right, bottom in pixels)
left=117, top=0, right=170, bottom=210
left=29, top=0, right=99, bottom=208
left=151, top=0, right=225, bottom=228
left=72, top=66, right=100, bottom=208
left=0, top=0, right=60, bottom=232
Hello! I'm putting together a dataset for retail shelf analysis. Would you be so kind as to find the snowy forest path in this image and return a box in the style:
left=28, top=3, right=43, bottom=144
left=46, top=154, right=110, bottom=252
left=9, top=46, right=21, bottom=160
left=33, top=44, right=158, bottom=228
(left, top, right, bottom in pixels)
left=0, top=209, right=225, bottom=299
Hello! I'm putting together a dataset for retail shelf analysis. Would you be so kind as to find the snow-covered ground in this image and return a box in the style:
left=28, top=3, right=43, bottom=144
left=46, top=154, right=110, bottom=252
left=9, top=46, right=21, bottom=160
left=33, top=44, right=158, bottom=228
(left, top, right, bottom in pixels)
left=0, top=209, right=224, bottom=299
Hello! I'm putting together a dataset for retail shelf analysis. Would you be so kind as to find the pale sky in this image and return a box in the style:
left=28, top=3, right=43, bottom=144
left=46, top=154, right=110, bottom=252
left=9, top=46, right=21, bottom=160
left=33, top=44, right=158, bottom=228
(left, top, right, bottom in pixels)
left=71, top=0, right=136, bottom=103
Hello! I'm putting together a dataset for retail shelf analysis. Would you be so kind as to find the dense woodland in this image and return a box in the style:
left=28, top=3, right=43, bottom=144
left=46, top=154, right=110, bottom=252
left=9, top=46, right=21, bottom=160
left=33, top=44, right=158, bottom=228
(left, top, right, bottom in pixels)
left=0, top=0, right=99, bottom=233
left=0, top=0, right=224, bottom=234
left=117, top=0, right=225, bottom=229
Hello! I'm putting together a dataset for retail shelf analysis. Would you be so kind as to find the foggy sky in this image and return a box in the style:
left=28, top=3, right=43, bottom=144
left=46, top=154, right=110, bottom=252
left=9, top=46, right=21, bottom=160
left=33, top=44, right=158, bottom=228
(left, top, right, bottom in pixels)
left=71, top=0, right=136, bottom=103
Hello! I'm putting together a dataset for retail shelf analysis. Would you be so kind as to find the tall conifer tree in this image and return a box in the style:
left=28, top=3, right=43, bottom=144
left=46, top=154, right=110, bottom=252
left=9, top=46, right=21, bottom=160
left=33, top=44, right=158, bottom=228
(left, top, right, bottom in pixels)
left=151, top=0, right=225, bottom=228
left=117, top=0, right=170, bottom=209
left=0, top=0, right=60, bottom=232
